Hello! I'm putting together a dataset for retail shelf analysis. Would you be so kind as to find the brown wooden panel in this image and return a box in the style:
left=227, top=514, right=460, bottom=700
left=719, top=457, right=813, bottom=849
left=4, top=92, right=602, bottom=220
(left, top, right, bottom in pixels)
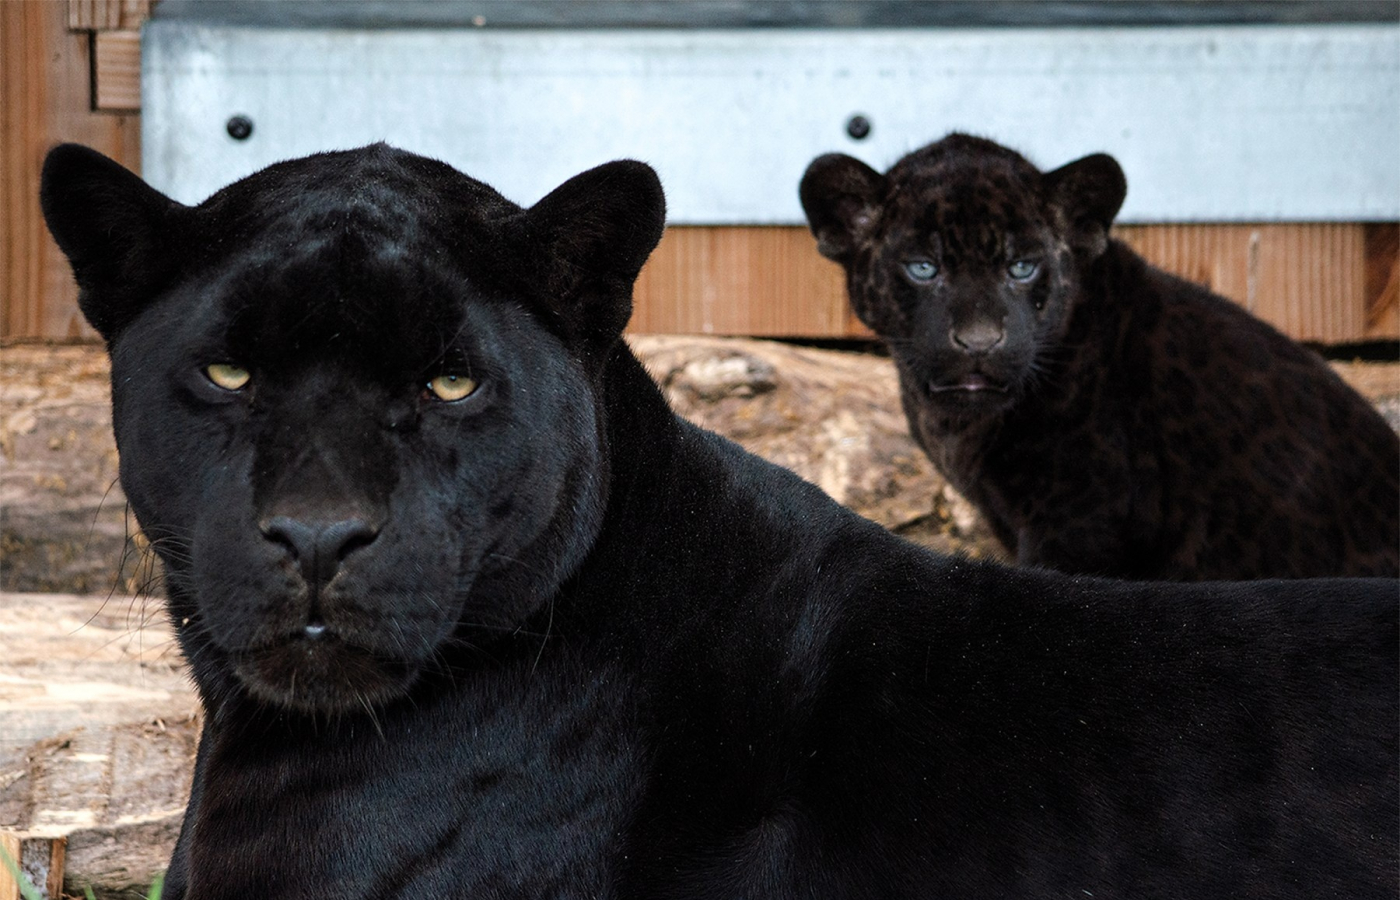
left=1, top=0, right=141, bottom=341
left=94, top=29, right=141, bottom=111
left=1364, top=223, right=1399, bottom=340
left=634, top=224, right=1392, bottom=343
left=1112, top=223, right=1384, bottom=344
left=632, top=226, right=863, bottom=337
left=1257, top=224, right=1365, bottom=342
left=67, top=0, right=149, bottom=32
left=1112, top=224, right=1250, bottom=309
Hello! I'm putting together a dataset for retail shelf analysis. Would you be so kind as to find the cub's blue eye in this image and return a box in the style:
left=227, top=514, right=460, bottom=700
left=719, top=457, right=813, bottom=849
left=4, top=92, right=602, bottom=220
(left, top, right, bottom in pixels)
left=1008, top=259, right=1039, bottom=281
left=904, top=260, right=939, bottom=283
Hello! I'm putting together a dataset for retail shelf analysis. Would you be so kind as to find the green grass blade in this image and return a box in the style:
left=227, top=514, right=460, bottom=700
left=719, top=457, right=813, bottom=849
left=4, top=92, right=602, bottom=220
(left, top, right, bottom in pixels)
left=0, top=840, right=46, bottom=900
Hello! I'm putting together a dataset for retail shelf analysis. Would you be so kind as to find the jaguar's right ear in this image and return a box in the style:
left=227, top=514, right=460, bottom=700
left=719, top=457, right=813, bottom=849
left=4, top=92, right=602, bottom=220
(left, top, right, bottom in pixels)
left=40, top=143, right=188, bottom=341
left=799, top=154, right=886, bottom=265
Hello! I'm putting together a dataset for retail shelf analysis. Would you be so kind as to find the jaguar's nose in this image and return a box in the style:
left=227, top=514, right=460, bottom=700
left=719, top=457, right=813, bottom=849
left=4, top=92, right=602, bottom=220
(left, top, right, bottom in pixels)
left=260, top=516, right=379, bottom=587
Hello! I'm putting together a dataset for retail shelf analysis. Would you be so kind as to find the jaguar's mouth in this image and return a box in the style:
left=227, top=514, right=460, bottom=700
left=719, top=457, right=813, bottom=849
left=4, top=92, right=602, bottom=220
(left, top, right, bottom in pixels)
left=233, top=631, right=417, bottom=715
left=928, top=373, right=1008, bottom=394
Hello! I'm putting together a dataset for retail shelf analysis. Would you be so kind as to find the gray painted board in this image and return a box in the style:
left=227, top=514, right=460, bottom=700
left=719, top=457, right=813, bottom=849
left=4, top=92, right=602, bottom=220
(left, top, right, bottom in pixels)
left=142, top=23, right=1400, bottom=223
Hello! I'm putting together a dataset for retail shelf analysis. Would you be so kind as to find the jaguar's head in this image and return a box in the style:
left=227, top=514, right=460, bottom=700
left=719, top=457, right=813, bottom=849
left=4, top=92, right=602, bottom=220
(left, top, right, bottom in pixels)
left=41, top=143, right=665, bottom=714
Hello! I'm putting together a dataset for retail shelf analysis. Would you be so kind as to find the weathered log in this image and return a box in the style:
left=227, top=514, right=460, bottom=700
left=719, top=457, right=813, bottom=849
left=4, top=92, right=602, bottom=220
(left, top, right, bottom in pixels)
left=0, top=591, right=197, bottom=898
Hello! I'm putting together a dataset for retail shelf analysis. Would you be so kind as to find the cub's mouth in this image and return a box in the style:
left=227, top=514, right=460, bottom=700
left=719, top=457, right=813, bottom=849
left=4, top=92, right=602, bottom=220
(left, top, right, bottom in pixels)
left=928, top=373, right=1009, bottom=394
left=232, top=631, right=418, bottom=715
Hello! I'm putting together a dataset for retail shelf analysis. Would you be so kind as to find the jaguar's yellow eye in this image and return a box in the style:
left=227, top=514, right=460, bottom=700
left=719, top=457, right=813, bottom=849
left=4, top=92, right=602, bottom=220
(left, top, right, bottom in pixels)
left=426, top=374, right=478, bottom=402
left=205, top=363, right=251, bottom=391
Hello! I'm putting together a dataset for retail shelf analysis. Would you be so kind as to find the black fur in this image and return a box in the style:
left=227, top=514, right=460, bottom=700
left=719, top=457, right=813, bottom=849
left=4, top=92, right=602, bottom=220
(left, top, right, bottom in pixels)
left=43, top=143, right=1398, bottom=898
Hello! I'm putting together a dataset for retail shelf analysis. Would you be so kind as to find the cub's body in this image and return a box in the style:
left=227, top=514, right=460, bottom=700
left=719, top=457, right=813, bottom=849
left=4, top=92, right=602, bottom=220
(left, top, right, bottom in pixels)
left=802, top=134, right=1400, bottom=579
left=41, top=143, right=1397, bottom=898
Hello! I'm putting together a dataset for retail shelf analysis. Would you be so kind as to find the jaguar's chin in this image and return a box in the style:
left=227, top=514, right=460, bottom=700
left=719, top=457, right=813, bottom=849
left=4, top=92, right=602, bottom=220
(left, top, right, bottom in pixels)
left=233, top=634, right=418, bottom=715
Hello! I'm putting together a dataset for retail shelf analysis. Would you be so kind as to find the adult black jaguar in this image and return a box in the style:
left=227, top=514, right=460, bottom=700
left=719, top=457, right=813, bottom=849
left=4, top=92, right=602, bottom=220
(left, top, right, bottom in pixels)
left=800, top=133, right=1400, bottom=580
left=42, top=143, right=1397, bottom=898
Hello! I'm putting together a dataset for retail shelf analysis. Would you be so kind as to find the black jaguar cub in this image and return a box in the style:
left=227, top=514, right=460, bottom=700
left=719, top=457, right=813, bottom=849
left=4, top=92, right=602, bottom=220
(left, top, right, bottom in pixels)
left=43, top=143, right=1396, bottom=899
left=801, top=133, right=1400, bottom=580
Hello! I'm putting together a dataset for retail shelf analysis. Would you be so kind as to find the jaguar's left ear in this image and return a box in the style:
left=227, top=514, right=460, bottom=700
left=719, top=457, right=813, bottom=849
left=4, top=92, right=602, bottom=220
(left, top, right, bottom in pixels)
left=1043, top=153, right=1126, bottom=259
left=522, top=160, right=666, bottom=352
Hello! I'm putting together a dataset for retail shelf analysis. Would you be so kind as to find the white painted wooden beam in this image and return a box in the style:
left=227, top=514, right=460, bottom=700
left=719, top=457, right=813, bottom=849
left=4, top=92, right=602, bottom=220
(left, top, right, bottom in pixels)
left=142, top=23, right=1400, bottom=222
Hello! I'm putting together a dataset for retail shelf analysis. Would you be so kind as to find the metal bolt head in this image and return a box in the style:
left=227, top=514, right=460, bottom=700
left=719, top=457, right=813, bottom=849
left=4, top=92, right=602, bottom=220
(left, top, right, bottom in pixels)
left=226, top=115, right=254, bottom=141
left=846, top=114, right=872, bottom=140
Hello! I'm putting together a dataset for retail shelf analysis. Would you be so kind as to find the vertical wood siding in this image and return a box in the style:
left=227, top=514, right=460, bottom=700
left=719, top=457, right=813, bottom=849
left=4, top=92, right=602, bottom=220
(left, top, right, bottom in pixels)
left=1, top=0, right=141, bottom=341
left=632, top=225, right=1398, bottom=343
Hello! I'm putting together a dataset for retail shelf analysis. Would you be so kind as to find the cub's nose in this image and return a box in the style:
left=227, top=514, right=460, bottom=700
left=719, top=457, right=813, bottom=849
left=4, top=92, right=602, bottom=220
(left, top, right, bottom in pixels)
left=950, top=321, right=1005, bottom=354
left=261, top=516, right=379, bottom=587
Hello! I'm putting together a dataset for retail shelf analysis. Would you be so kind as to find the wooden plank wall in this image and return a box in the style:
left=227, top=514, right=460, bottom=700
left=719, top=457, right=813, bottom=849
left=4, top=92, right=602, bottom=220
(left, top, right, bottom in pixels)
left=0, top=0, right=145, bottom=342
left=1114, top=223, right=1399, bottom=344
left=634, top=224, right=1399, bottom=344
left=632, top=227, right=863, bottom=336
left=3, top=6, right=1397, bottom=346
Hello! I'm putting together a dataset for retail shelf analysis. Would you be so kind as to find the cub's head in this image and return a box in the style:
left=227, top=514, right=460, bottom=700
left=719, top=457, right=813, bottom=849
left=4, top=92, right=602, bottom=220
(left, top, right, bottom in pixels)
left=800, top=133, right=1125, bottom=422
left=41, top=143, right=664, bottom=715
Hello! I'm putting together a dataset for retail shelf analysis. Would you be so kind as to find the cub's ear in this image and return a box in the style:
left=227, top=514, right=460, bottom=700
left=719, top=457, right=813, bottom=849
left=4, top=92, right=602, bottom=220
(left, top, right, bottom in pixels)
left=799, top=153, right=886, bottom=265
left=40, top=143, right=187, bottom=341
left=1043, top=153, right=1126, bottom=259
left=523, top=159, right=666, bottom=350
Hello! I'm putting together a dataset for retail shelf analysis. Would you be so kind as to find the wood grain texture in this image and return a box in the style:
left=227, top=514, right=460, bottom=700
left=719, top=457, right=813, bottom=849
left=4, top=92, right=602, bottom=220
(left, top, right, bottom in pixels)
left=66, top=0, right=148, bottom=32
left=1, top=0, right=141, bottom=342
left=630, top=224, right=1397, bottom=343
left=0, top=588, right=196, bottom=897
left=1111, top=224, right=1373, bottom=344
left=1364, top=223, right=1399, bottom=341
left=0, top=832, right=65, bottom=900
left=94, top=29, right=141, bottom=111
left=632, top=226, right=864, bottom=337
